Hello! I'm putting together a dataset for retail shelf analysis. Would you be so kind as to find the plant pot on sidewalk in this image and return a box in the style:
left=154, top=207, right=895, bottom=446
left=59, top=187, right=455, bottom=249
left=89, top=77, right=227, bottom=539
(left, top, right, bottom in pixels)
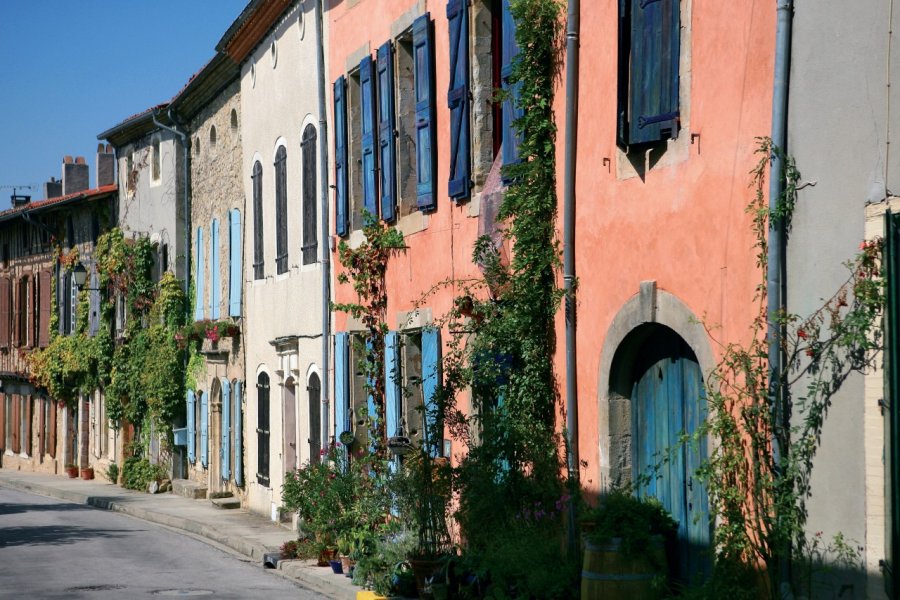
left=80, top=467, right=94, bottom=480
left=64, top=465, right=78, bottom=478
left=328, top=559, right=343, bottom=574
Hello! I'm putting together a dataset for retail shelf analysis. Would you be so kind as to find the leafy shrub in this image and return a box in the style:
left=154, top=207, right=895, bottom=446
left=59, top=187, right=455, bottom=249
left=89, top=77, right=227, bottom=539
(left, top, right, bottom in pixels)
left=583, top=489, right=677, bottom=556
left=104, top=462, right=119, bottom=484
left=121, top=456, right=166, bottom=491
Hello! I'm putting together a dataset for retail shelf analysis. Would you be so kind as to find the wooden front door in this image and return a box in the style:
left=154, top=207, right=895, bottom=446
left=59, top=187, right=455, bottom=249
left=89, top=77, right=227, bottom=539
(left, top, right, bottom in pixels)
left=632, top=329, right=711, bottom=582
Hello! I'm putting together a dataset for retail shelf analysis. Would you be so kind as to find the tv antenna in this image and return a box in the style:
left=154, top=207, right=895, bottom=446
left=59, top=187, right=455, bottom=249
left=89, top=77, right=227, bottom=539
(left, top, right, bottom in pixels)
left=0, top=183, right=37, bottom=206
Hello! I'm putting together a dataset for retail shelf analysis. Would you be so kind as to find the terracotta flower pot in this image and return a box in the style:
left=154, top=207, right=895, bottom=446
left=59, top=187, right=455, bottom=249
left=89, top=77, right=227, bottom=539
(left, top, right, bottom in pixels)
left=65, top=466, right=78, bottom=478
left=80, top=467, right=94, bottom=480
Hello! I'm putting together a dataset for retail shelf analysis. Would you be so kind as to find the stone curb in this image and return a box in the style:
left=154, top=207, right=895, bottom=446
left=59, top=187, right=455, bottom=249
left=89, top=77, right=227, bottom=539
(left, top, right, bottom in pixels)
left=278, top=560, right=360, bottom=600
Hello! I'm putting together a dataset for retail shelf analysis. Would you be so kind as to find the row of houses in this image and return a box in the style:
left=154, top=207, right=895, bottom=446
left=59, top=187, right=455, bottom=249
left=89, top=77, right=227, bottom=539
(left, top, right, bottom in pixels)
left=1, top=0, right=899, bottom=595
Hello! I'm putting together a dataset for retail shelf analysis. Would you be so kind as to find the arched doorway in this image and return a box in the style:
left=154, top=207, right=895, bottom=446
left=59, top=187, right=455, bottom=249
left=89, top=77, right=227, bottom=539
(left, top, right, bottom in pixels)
left=308, top=373, right=321, bottom=464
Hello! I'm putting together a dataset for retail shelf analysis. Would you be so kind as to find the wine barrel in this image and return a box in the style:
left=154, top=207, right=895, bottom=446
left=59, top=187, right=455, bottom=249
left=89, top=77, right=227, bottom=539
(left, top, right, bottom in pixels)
left=581, top=537, right=666, bottom=600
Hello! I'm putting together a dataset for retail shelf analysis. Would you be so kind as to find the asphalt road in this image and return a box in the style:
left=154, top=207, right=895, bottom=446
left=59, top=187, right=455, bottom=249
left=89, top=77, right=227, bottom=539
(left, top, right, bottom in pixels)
left=0, top=486, right=326, bottom=600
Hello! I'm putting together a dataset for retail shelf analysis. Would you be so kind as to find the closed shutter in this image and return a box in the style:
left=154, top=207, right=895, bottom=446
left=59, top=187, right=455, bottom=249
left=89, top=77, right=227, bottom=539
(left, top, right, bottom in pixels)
left=187, top=390, right=196, bottom=464
left=301, top=126, right=318, bottom=265
left=0, top=277, right=10, bottom=348
left=421, top=327, right=442, bottom=457
left=625, top=0, right=680, bottom=145
left=385, top=332, right=401, bottom=471
left=12, top=279, right=20, bottom=347
left=335, top=333, right=349, bottom=438
left=228, top=209, right=243, bottom=316
left=39, top=271, right=51, bottom=347
left=200, top=391, right=209, bottom=468
left=210, top=219, right=220, bottom=319
left=88, top=268, right=99, bottom=337
left=0, top=394, right=5, bottom=451
left=275, top=147, right=288, bottom=274
left=221, top=378, right=231, bottom=480
left=360, top=55, right=379, bottom=218
left=252, top=161, right=265, bottom=279
left=234, top=380, right=243, bottom=486
left=334, top=77, right=349, bottom=236
left=413, top=14, right=437, bottom=211
left=48, top=400, right=56, bottom=458
left=447, top=0, right=471, bottom=201
left=501, top=0, right=523, bottom=180
left=69, top=272, right=76, bottom=335
left=257, top=374, right=270, bottom=486
left=28, top=276, right=35, bottom=347
left=886, top=210, right=900, bottom=597
left=194, top=227, right=205, bottom=321
left=377, top=42, right=397, bottom=222
left=24, top=396, right=31, bottom=456
left=11, top=395, right=18, bottom=453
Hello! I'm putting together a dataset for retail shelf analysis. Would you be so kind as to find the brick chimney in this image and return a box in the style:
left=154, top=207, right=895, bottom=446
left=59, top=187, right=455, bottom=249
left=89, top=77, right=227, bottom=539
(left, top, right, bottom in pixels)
left=96, top=143, right=115, bottom=187
left=43, top=177, right=62, bottom=199
left=62, top=155, right=89, bottom=195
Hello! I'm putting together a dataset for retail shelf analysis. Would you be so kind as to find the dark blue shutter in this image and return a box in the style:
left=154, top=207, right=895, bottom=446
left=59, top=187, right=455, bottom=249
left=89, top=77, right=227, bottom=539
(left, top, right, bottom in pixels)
left=194, top=227, right=205, bottom=322
left=447, top=0, right=471, bottom=201
left=377, top=42, right=397, bottom=222
left=200, top=391, right=209, bottom=468
left=228, top=209, right=242, bottom=317
left=334, top=77, right=349, bottom=236
left=187, top=390, right=196, bottom=464
left=628, top=0, right=680, bottom=145
left=221, top=378, right=231, bottom=480
left=501, top=0, right=523, bottom=180
left=210, top=219, right=220, bottom=319
left=335, top=333, right=350, bottom=439
left=421, top=327, right=441, bottom=457
left=360, top=56, right=379, bottom=218
left=413, top=13, right=437, bottom=211
left=234, top=380, right=243, bottom=486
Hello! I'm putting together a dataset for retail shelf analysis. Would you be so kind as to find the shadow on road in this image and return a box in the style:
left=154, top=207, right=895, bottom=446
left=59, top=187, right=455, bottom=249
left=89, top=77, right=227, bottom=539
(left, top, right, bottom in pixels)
left=0, top=524, right=136, bottom=547
left=0, top=502, right=94, bottom=515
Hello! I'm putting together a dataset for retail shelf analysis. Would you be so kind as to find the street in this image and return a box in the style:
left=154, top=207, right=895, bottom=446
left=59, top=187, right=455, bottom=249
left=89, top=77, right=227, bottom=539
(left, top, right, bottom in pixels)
left=0, top=487, right=325, bottom=600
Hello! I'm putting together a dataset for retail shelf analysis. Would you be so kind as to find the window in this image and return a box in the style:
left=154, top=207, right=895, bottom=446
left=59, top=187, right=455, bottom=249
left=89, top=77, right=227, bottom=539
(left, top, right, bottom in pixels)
left=274, top=146, right=288, bottom=274
left=194, top=226, right=205, bottom=321
left=400, top=332, right=425, bottom=446
left=617, top=0, right=681, bottom=146
left=19, top=395, right=31, bottom=456
left=347, top=69, right=364, bottom=231
left=209, top=126, right=217, bottom=149
left=252, top=161, right=264, bottom=279
left=151, top=137, right=161, bottom=181
left=349, top=334, right=370, bottom=451
left=37, top=271, right=51, bottom=348
left=17, top=276, right=31, bottom=347
left=257, top=373, right=270, bottom=486
left=194, top=137, right=201, bottom=156
left=230, top=109, right=239, bottom=132
left=301, top=125, right=318, bottom=265
left=3, top=394, right=12, bottom=452
left=228, top=209, right=243, bottom=316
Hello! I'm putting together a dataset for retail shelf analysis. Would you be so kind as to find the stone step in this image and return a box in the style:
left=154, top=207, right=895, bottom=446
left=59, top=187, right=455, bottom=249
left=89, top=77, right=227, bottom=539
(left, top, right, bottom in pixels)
left=211, top=495, right=241, bottom=510
left=171, top=479, right=208, bottom=500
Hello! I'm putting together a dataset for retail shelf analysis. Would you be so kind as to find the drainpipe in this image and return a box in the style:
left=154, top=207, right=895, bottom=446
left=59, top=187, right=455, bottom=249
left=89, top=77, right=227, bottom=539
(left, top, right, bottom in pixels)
left=768, top=0, right=792, bottom=592
left=562, top=0, right=580, bottom=557
left=315, top=0, right=332, bottom=446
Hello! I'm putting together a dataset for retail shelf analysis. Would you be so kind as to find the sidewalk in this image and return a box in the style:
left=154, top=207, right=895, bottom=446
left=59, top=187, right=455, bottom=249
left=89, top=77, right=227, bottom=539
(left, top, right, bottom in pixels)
left=0, top=469, right=360, bottom=600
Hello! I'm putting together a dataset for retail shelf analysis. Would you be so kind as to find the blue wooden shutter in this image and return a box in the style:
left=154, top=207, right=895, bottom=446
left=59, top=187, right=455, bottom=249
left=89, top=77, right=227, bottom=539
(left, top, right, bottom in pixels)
left=334, top=77, right=349, bottom=236
left=627, top=0, right=680, bottom=145
left=413, top=13, right=437, bottom=211
left=221, top=378, right=231, bottom=480
left=228, top=209, right=242, bottom=317
left=501, top=0, right=523, bottom=180
left=187, top=390, right=196, bottom=464
left=200, top=391, right=209, bottom=468
left=421, top=327, right=441, bottom=457
left=234, top=380, right=243, bottom=486
left=335, top=333, right=350, bottom=439
left=210, top=219, right=220, bottom=320
left=384, top=332, right=401, bottom=440
left=360, top=56, right=379, bottom=218
left=194, top=227, right=205, bottom=322
left=377, top=42, right=397, bottom=222
left=447, top=0, right=471, bottom=201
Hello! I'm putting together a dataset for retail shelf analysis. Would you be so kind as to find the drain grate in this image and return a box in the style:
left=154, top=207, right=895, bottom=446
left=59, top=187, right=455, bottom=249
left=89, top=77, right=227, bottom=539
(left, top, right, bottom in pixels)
left=152, top=590, right=215, bottom=597
left=67, top=585, right=126, bottom=592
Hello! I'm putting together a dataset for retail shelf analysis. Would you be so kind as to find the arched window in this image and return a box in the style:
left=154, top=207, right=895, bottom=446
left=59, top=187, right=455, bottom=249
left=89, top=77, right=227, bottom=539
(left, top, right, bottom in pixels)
left=301, top=125, right=318, bottom=265
left=209, top=125, right=217, bottom=149
left=230, top=109, right=238, bottom=132
left=274, top=146, right=288, bottom=274
left=151, top=137, right=160, bottom=181
left=252, top=161, right=264, bottom=279
left=257, top=373, right=270, bottom=486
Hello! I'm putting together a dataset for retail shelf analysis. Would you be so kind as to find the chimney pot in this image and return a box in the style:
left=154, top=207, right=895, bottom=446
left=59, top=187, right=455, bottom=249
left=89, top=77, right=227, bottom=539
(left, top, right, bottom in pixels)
left=62, top=154, right=89, bottom=195
left=96, top=146, right=115, bottom=188
left=63, top=155, right=73, bottom=164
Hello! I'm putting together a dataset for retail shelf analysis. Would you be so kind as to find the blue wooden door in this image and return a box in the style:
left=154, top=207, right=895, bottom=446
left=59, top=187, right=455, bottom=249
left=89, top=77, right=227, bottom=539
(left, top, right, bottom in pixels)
left=632, top=331, right=710, bottom=582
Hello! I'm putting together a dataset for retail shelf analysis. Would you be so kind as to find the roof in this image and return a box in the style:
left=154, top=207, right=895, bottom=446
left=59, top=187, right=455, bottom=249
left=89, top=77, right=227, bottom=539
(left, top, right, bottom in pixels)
left=97, top=103, right=172, bottom=147
left=216, top=0, right=294, bottom=65
left=168, top=53, right=240, bottom=122
left=0, top=185, right=117, bottom=225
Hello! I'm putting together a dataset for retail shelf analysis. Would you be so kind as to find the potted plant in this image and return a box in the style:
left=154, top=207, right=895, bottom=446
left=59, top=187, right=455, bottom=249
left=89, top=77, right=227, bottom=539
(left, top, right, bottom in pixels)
left=80, top=466, right=94, bottom=480
left=64, top=464, right=78, bottom=478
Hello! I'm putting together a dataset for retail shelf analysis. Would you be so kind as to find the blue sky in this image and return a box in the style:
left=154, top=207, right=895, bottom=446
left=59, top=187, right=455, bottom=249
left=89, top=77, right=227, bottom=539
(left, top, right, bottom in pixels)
left=0, top=1, right=247, bottom=200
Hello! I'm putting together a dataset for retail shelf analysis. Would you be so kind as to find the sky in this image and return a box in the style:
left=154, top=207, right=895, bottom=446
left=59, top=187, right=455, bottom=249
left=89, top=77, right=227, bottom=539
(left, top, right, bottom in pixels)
left=0, top=1, right=248, bottom=201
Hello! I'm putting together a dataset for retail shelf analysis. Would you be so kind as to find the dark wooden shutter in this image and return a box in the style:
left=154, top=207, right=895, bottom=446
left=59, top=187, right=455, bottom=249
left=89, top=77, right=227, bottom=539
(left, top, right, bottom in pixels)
left=334, top=77, right=349, bottom=237
left=11, top=395, right=18, bottom=453
left=0, top=394, right=5, bottom=451
left=12, top=278, right=21, bottom=347
left=447, top=0, right=471, bottom=201
left=886, top=210, right=900, bottom=598
left=501, top=0, right=522, bottom=180
left=252, top=161, right=265, bottom=279
left=38, top=271, right=51, bottom=348
left=88, top=268, right=100, bottom=337
left=257, top=373, right=270, bottom=486
left=275, top=147, right=288, bottom=274
left=0, top=277, right=10, bottom=348
left=626, top=0, right=680, bottom=145
left=301, top=125, right=318, bottom=265
left=377, top=42, right=397, bottom=222
left=360, top=55, right=379, bottom=218
left=413, top=13, right=437, bottom=211
left=27, top=276, right=35, bottom=347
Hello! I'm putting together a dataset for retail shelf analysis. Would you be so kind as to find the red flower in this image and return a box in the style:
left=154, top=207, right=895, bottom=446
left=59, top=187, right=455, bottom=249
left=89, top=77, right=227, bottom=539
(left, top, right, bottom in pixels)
left=797, top=329, right=807, bottom=339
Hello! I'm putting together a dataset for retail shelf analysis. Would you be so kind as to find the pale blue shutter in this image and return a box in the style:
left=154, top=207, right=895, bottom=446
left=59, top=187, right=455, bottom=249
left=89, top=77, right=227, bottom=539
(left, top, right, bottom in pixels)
left=210, top=219, right=220, bottom=320
left=187, top=390, right=196, bottom=464
left=447, top=0, right=471, bottom=200
left=221, top=378, right=231, bottom=480
left=200, top=391, right=209, bottom=468
left=366, top=338, right=377, bottom=453
left=228, top=209, right=242, bottom=317
left=385, top=332, right=401, bottom=471
left=335, top=333, right=349, bottom=439
left=334, top=77, right=349, bottom=236
left=234, top=380, right=243, bottom=486
left=194, top=227, right=205, bottom=322
left=360, top=55, right=379, bottom=218
left=377, top=42, right=397, bottom=222
left=501, top=0, right=523, bottom=181
left=421, top=327, right=441, bottom=457
left=413, top=13, right=437, bottom=211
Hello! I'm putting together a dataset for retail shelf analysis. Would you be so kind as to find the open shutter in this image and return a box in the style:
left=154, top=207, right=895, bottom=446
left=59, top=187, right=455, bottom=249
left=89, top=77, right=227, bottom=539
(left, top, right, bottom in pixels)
left=377, top=42, right=397, bottom=222
left=69, top=272, right=76, bottom=335
left=627, top=0, right=680, bottom=145
left=49, top=401, right=56, bottom=458
left=0, top=277, right=10, bottom=348
left=88, top=268, right=99, bottom=337
left=501, top=0, right=523, bottom=179
left=234, top=380, right=243, bottom=486
left=200, top=391, right=209, bottom=468
left=27, top=277, right=34, bottom=347
left=229, top=209, right=242, bottom=317
left=447, top=0, right=471, bottom=201
left=360, top=55, right=379, bottom=218
left=252, top=162, right=264, bottom=280
left=334, top=77, right=349, bottom=236
left=221, top=378, right=231, bottom=480
left=335, top=333, right=350, bottom=439
left=385, top=332, right=401, bottom=470
left=275, top=148, right=288, bottom=274
left=187, top=390, right=196, bottom=463
left=194, top=227, right=205, bottom=321
left=421, top=327, right=442, bottom=457
left=210, top=219, right=220, bottom=319
left=413, top=13, right=437, bottom=211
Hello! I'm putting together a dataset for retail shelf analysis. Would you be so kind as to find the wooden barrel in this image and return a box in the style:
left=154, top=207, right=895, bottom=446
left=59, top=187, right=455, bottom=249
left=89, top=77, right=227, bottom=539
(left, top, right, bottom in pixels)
left=581, top=537, right=666, bottom=600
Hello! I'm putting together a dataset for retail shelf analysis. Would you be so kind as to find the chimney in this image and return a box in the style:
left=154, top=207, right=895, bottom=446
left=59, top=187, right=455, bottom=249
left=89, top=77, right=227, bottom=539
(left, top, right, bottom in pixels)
left=62, top=155, right=89, bottom=195
left=43, top=177, right=62, bottom=199
left=96, top=143, right=115, bottom=187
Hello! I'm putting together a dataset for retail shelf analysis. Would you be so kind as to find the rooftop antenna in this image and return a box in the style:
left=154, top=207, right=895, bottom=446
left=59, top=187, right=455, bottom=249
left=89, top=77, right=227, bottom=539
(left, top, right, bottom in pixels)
left=0, top=183, right=36, bottom=206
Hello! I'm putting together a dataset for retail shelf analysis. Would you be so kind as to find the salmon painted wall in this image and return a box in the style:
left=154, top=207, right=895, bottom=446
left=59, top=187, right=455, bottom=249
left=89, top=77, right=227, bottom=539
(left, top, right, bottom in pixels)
left=559, top=0, right=776, bottom=495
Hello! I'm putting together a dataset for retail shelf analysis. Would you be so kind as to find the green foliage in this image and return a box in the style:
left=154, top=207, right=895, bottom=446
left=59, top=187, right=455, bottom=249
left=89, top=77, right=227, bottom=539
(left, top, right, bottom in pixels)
left=582, top=490, right=677, bottom=556
left=121, top=455, right=166, bottom=491
left=104, top=462, right=119, bottom=484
